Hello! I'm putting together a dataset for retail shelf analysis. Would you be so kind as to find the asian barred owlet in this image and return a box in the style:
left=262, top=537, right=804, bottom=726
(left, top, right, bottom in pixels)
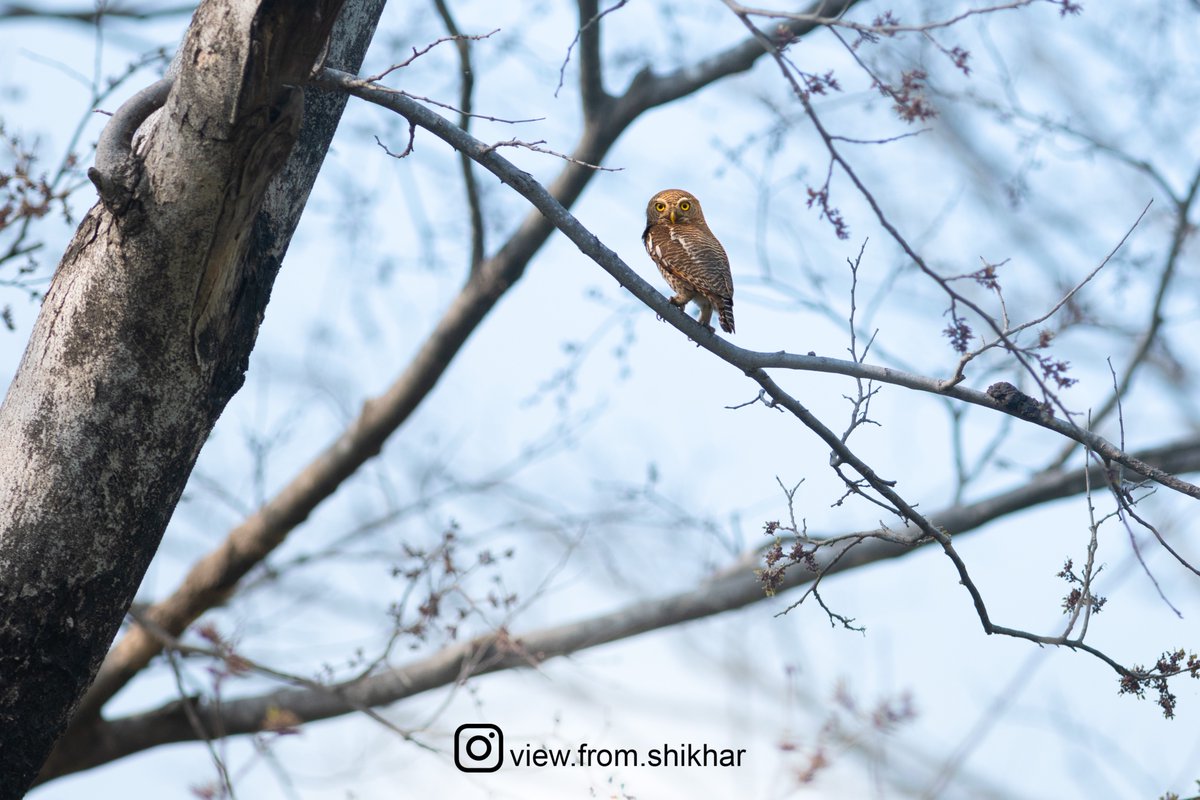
left=643, top=189, right=735, bottom=334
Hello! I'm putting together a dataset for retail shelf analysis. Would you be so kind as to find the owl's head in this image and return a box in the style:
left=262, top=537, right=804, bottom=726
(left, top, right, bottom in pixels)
left=646, top=189, right=705, bottom=226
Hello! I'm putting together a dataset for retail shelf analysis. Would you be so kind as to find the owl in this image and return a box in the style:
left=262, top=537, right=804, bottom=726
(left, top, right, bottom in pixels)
left=642, top=189, right=735, bottom=334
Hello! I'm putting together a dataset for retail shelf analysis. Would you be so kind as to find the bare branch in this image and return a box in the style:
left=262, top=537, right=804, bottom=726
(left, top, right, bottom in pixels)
left=479, top=138, right=621, bottom=171
left=828, top=129, right=930, bottom=145
left=63, top=5, right=852, bottom=745
left=361, top=28, right=498, bottom=83
left=431, top=0, right=487, bottom=271
left=317, top=65, right=1200, bottom=502
left=0, top=2, right=195, bottom=23
left=374, top=129, right=415, bottom=159
left=726, top=0, right=1078, bottom=36
left=339, top=77, right=541, bottom=123
left=42, top=436, right=1200, bottom=774
left=946, top=201, right=1151, bottom=386
left=556, top=0, right=624, bottom=114
left=1048, top=166, right=1200, bottom=469
left=161, top=646, right=235, bottom=799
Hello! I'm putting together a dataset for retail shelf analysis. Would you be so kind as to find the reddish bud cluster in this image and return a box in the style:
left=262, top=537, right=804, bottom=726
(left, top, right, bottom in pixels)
left=852, top=11, right=901, bottom=47
left=0, top=128, right=67, bottom=235
left=791, top=541, right=819, bottom=572
left=943, top=316, right=972, bottom=354
left=1119, top=648, right=1200, bottom=719
left=802, top=70, right=841, bottom=96
left=887, top=69, right=937, bottom=122
left=1035, top=353, right=1077, bottom=389
left=805, top=185, right=849, bottom=239
left=1056, top=558, right=1106, bottom=613
left=971, top=262, right=1001, bottom=291
left=947, top=45, right=971, bottom=75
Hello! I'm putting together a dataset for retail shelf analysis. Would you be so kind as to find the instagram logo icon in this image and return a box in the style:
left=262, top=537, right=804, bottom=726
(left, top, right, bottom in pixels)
left=454, top=723, right=504, bottom=772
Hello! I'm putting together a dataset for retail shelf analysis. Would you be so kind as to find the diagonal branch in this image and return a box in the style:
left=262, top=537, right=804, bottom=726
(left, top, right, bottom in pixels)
left=319, top=66, right=1200, bottom=500
left=64, top=0, right=858, bottom=741
left=40, top=436, right=1200, bottom=776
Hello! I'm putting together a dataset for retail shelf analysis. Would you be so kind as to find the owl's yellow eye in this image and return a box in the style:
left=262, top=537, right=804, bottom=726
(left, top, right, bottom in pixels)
left=679, top=200, right=691, bottom=211
left=654, top=201, right=667, bottom=212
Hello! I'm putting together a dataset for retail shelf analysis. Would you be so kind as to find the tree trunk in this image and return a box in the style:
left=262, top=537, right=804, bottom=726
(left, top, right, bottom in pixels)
left=0, top=0, right=382, bottom=792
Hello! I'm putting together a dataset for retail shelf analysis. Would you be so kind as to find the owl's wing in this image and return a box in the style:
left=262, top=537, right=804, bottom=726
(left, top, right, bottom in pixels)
left=644, top=224, right=733, bottom=297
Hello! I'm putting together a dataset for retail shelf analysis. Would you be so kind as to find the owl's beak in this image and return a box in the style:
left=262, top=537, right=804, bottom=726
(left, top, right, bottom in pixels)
left=669, top=210, right=676, bottom=224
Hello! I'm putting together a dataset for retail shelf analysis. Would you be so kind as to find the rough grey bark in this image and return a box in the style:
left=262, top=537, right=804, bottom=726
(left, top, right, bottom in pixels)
left=0, top=0, right=384, bottom=793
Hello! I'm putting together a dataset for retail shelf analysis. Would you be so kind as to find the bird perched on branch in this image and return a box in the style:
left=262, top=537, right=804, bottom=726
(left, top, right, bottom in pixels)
left=642, top=188, right=735, bottom=334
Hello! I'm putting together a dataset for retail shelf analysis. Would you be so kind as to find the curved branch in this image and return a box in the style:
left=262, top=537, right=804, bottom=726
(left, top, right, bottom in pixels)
left=87, top=77, right=172, bottom=212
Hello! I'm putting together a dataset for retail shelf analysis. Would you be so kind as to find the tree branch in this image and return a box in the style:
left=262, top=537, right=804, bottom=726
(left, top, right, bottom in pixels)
left=316, top=66, right=1200, bottom=501
left=40, top=436, right=1200, bottom=775
left=430, top=0, right=486, bottom=272
left=1048, top=166, right=1200, bottom=470
left=62, top=0, right=854, bottom=749
left=0, top=2, right=195, bottom=23
left=576, top=0, right=611, bottom=116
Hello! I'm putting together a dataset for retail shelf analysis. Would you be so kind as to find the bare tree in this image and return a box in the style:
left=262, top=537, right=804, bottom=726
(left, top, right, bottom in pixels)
left=0, top=0, right=1197, bottom=797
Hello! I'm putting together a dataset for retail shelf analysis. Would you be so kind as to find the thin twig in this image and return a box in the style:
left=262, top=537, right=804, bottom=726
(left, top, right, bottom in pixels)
left=480, top=138, right=622, bottom=171
left=363, top=29, right=499, bottom=83
left=374, top=129, right=415, bottom=159
left=161, top=646, right=237, bottom=799
left=128, top=607, right=435, bottom=749
left=556, top=0, right=628, bottom=103
left=727, top=0, right=1072, bottom=35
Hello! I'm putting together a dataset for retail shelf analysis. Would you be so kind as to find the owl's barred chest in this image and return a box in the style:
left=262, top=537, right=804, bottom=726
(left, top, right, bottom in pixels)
left=645, top=223, right=726, bottom=284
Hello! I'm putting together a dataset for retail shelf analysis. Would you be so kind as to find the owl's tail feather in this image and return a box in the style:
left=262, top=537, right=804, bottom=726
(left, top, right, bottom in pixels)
left=717, top=296, right=735, bottom=334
